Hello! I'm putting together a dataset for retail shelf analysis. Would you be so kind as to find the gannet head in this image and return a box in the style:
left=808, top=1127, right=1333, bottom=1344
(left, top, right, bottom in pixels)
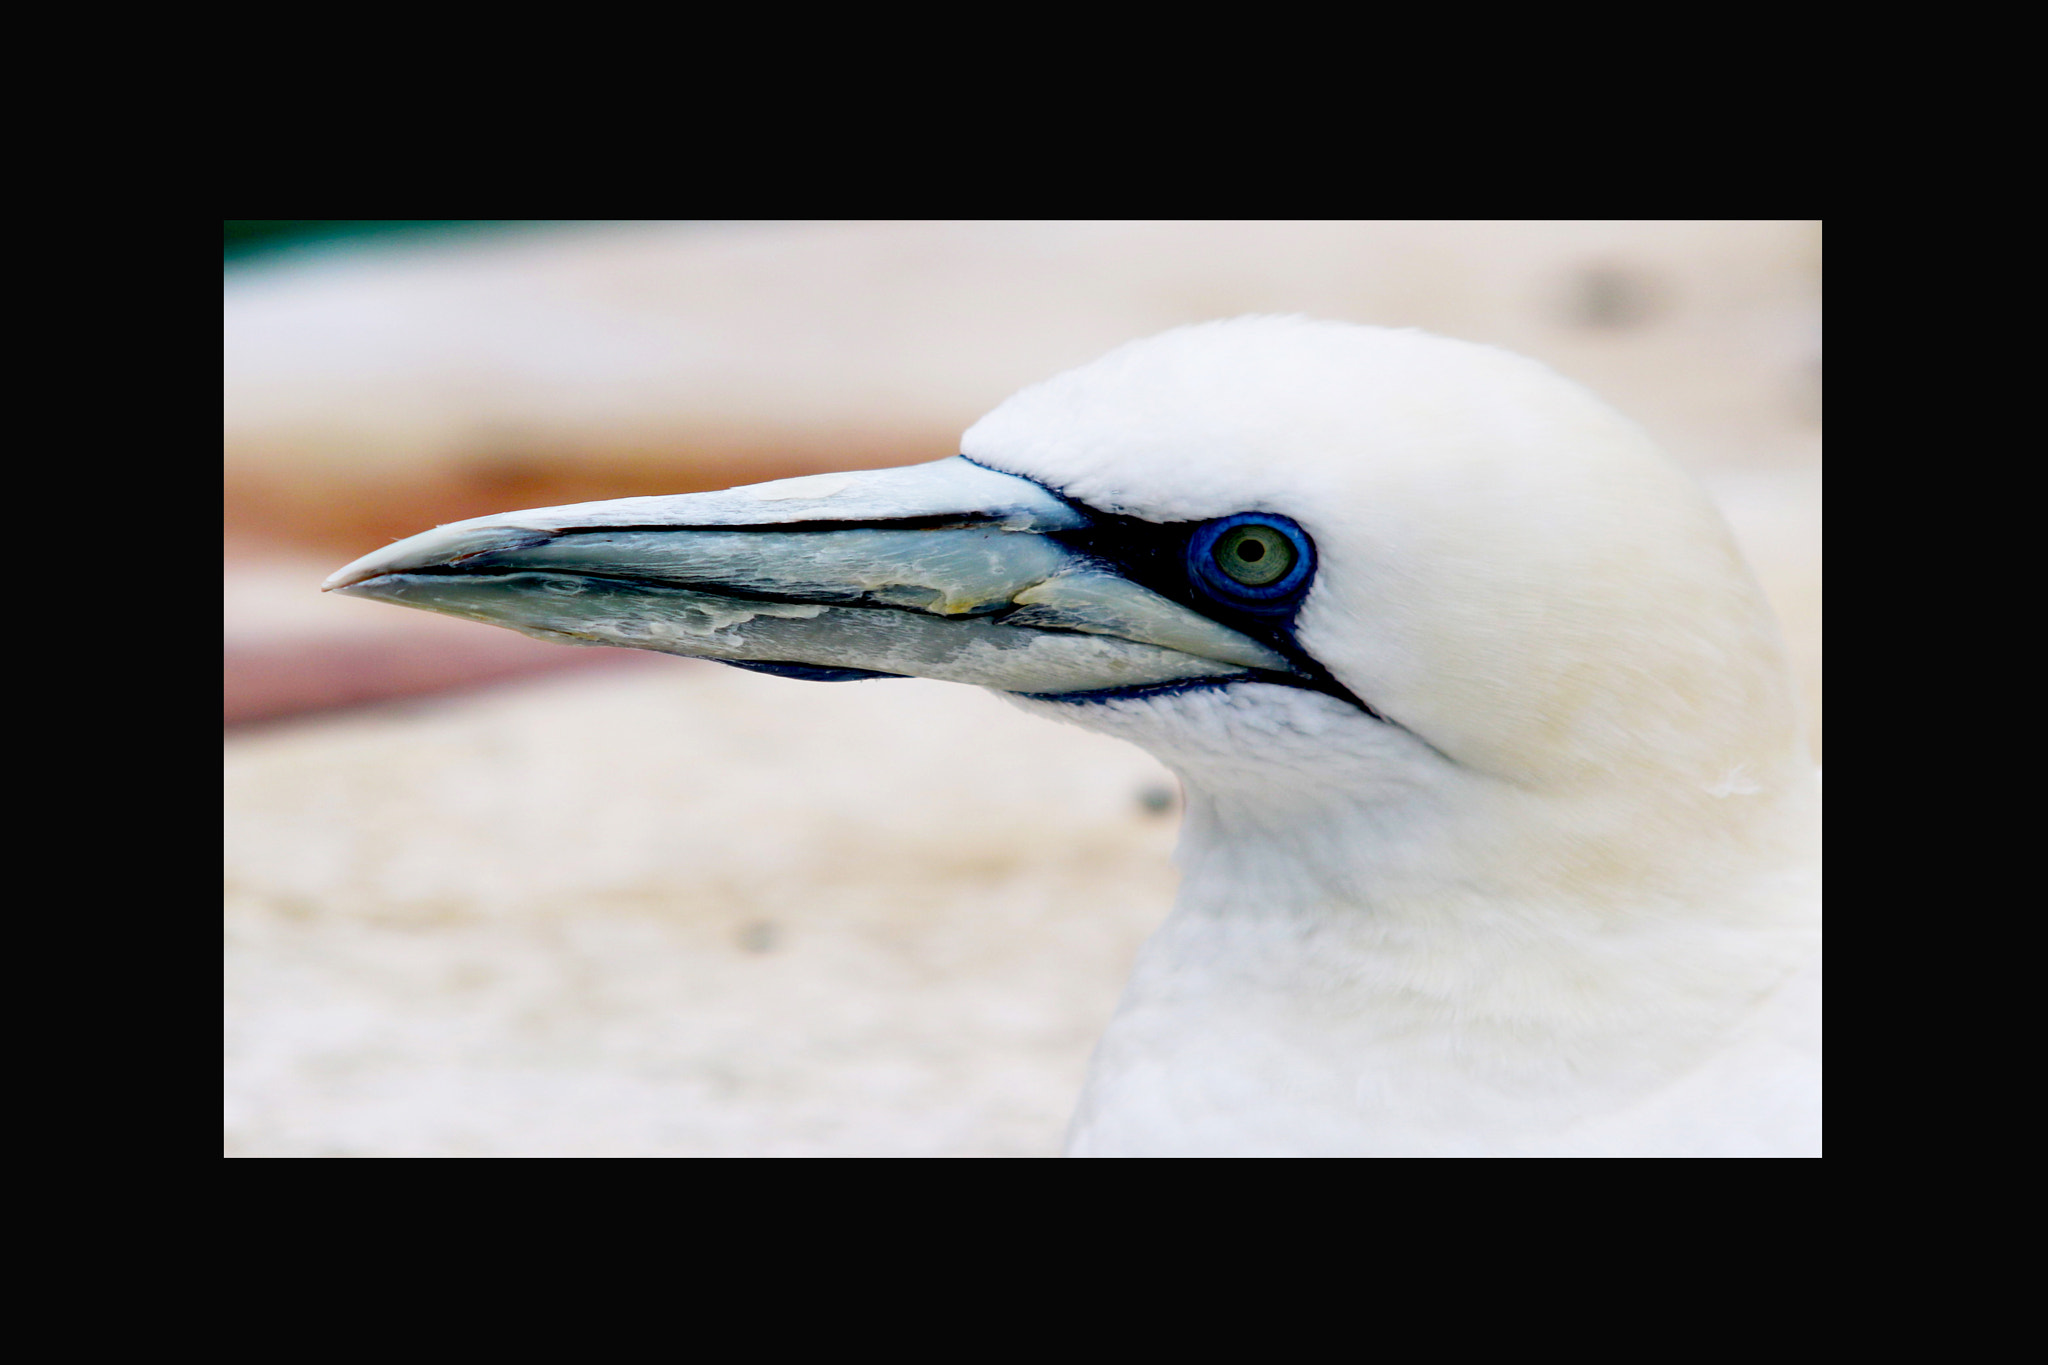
left=966, top=320, right=1805, bottom=789
left=327, top=317, right=1810, bottom=895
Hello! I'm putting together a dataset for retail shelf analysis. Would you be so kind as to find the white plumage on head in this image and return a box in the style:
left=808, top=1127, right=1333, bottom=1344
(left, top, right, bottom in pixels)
left=966, top=318, right=1819, bottom=1156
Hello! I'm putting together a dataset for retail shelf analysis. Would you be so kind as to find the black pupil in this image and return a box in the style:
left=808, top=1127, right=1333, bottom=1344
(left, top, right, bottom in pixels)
left=1239, top=539, right=1266, bottom=562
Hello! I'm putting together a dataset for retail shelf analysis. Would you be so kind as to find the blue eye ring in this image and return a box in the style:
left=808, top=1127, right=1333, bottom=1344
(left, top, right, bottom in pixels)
left=1186, top=513, right=1316, bottom=613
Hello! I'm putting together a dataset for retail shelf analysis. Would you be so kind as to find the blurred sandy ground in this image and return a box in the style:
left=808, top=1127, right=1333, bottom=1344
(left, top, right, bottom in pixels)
left=223, top=221, right=1821, bottom=1156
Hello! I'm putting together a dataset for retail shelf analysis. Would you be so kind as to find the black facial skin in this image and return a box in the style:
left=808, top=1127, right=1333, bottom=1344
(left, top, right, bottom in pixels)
left=1040, top=507, right=1382, bottom=721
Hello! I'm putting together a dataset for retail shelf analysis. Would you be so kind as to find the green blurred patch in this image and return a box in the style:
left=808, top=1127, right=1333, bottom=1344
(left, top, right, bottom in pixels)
left=223, top=220, right=545, bottom=265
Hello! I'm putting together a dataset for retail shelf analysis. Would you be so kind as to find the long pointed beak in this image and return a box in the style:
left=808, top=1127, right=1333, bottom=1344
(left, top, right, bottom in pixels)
left=324, top=457, right=1293, bottom=695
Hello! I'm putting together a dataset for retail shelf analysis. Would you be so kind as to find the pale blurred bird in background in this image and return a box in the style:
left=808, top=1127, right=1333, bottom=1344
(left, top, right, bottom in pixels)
left=325, top=318, right=1821, bottom=1156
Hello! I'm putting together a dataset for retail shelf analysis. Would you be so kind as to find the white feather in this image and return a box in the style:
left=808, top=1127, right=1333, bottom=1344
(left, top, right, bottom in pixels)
left=966, top=318, right=1820, bottom=1157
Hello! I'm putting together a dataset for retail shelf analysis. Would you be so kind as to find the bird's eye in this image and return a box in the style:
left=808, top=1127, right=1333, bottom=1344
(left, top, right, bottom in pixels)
left=1187, top=514, right=1315, bottom=613
left=1212, top=524, right=1295, bottom=586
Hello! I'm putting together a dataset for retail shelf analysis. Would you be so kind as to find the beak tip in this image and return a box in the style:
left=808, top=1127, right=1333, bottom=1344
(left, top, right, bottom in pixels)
left=321, top=564, right=373, bottom=593
left=324, top=522, right=559, bottom=596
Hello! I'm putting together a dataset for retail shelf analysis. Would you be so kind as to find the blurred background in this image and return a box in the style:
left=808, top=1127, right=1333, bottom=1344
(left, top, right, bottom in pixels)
left=223, top=220, right=1822, bottom=1156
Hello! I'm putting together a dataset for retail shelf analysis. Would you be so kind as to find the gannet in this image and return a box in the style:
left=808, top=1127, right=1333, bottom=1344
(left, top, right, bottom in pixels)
left=326, top=317, right=1822, bottom=1157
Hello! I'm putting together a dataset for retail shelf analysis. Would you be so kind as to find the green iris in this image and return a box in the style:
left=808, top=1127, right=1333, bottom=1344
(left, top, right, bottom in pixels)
left=1211, top=524, right=1297, bottom=587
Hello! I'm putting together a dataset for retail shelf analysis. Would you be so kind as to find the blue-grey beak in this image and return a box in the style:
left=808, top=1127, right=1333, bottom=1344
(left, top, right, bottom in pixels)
left=324, top=457, right=1292, bottom=694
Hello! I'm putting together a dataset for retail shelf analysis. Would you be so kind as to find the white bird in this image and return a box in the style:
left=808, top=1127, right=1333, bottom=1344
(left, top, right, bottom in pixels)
left=327, top=317, right=1821, bottom=1157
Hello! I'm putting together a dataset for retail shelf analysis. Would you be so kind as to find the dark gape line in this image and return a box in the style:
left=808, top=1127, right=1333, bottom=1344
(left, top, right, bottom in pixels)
left=718, top=660, right=906, bottom=683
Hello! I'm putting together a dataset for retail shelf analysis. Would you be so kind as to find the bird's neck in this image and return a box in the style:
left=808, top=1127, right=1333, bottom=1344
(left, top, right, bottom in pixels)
left=1163, top=767, right=1821, bottom=1002
left=1021, top=685, right=1820, bottom=1154
left=1071, top=739, right=1820, bottom=1155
